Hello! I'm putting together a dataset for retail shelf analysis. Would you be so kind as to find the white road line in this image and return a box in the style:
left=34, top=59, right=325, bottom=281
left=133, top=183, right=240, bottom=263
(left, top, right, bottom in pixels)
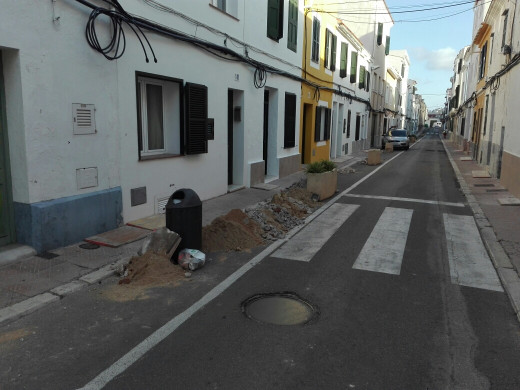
left=353, top=207, right=413, bottom=275
left=343, top=193, right=465, bottom=208
left=272, top=203, right=359, bottom=262
left=443, top=214, right=503, bottom=292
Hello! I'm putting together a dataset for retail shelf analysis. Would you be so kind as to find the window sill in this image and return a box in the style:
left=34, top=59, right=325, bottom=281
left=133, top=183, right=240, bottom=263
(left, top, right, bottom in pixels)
left=139, top=153, right=183, bottom=161
left=209, top=4, right=239, bottom=21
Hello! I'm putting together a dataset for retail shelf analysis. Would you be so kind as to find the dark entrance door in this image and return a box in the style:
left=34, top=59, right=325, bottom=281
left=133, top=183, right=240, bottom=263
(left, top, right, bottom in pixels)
left=301, top=104, right=310, bottom=164
left=0, top=53, right=14, bottom=246
left=263, top=90, right=269, bottom=175
left=228, top=89, right=233, bottom=186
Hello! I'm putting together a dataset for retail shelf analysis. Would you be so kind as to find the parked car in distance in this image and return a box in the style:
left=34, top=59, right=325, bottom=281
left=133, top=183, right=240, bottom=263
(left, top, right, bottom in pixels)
left=382, top=129, right=410, bottom=150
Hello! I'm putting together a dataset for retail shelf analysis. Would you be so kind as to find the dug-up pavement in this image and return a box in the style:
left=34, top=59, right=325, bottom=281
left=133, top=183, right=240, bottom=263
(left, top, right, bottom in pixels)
left=1, top=137, right=520, bottom=327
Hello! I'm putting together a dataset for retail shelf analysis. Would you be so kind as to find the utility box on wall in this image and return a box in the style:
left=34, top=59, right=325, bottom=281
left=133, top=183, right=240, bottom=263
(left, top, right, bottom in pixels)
left=72, top=103, right=96, bottom=135
left=76, top=167, right=98, bottom=189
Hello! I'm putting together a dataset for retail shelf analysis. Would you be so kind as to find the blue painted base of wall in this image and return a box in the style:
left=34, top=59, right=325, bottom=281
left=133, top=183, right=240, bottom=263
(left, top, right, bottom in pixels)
left=14, top=187, right=122, bottom=253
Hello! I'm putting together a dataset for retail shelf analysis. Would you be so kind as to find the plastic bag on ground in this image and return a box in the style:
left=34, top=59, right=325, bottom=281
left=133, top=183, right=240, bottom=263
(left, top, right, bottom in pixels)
left=178, top=249, right=206, bottom=271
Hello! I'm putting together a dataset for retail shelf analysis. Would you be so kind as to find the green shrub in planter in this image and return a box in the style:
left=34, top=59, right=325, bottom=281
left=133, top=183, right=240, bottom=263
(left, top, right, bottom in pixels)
left=306, top=160, right=336, bottom=174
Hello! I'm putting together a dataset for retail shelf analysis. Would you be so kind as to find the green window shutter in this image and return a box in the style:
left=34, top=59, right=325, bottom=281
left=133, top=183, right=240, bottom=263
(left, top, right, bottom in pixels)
left=314, top=106, right=321, bottom=141
left=350, top=51, right=358, bottom=84
left=284, top=93, right=296, bottom=148
left=366, top=71, right=370, bottom=92
left=340, top=43, right=348, bottom=78
left=287, top=0, right=298, bottom=52
left=185, top=82, right=208, bottom=155
left=311, top=18, right=320, bottom=62
left=385, top=36, right=390, bottom=55
left=377, top=23, right=383, bottom=45
left=267, top=0, right=283, bottom=41
left=331, top=34, right=337, bottom=71
left=324, top=29, right=330, bottom=69
left=359, top=66, right=366, bottom=89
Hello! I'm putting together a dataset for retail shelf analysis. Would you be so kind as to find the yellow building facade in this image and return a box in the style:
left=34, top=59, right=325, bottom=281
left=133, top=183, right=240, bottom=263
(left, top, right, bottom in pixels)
left=300, top=5, right=334, bottom=164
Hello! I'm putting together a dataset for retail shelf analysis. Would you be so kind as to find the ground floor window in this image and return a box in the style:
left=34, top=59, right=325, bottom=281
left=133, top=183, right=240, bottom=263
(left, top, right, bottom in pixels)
left=315, top=106, right=331, bottom=142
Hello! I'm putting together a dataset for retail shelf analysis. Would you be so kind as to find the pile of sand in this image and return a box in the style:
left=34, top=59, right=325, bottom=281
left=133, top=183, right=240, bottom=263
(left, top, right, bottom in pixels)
left=119, top=252, right=185, bottom=286
left=202, top=209, right=265, bottom=252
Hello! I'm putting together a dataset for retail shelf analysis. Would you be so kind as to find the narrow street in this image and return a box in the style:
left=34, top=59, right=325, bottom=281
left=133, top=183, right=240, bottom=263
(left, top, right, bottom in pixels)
left=2, top=134, right=519, bottom=389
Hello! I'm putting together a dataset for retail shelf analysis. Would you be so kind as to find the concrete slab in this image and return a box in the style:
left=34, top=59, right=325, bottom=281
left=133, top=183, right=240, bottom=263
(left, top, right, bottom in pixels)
left=0, top=244, right=36, bottom=266
left=0, top=288, right=28, bottom=308
left=480, top=227, right=514, bottom=269
left=472, top=170, right=491, bottom=178
left=252, top=183, right=279, bottom=191
left=50, top=280, right=88, bottom=297
left=460, top=157, right=472, bottom=161
left=46, top=262, right=90, bottom=283
left=85, top=225, right=151, bottom=248
left=0, top=292, right=59, bottom=325
left=498, top=197, right=520, bottom=206
left=79, top=264, right=116, bottom=284
left=127, top=214, right=165, bottom=231
left=497, top=268, right=520, bottom=314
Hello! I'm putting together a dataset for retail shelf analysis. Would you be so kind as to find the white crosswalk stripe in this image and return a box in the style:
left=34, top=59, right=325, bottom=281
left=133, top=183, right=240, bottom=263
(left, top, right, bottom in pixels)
left=272, top=203, right=359, bottom=262
left=352, top=207, right=413, bottom=275
left=443, top=213, right=503, bottom=292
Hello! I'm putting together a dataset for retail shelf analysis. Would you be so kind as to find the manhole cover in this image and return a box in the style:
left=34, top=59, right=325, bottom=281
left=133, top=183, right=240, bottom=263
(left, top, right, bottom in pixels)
left=37, top=251, right=60, bottom=260
left=242, top=292, right=319, bottom=326
left=79, top=242, right=100, bottom=250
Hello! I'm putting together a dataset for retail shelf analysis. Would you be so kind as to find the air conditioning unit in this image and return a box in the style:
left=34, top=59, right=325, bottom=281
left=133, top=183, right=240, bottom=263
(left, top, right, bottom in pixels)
left=502, top=45, right=512, bottom=55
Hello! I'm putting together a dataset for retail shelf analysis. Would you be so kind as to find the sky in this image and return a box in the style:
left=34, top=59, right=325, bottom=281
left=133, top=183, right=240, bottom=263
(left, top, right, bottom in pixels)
left=386, top=0, right=475, bottom=111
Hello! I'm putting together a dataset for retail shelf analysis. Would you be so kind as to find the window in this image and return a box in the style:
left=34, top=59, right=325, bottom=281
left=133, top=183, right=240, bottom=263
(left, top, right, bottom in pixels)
left=314, top=106, right=331, bottom=142
left=377, top=23, right=383, bottom=46
left=502, top=10, right=509, bottom=48
left=340, top=42, right=348, bottom=78
left=401, top=64, right=405, bottom=77
left=137, top=75, right=182, bottom=158
left=385, top=36, right=390, bottom=55
left=359, top=66, right=366, bottom=89
left=284, top=93, right=297, bottom=148
left=457, top=59, right=462, bottom=73
left=287, top=0, right=298, bottom=51
left=346, top=110, right=352, bottom=138
left=324, top=29, right=337, bottom=70
left=311, top=17, right=320, bottom=63
left=267, top=0, right=284, bottom=41
left=490, top=33, right=494, bottom=64
left=212, top=0, right=238, bottom=18
left=479, top=42, right=487, bottom=79
left=350, top=51, right=358, bottom=83
left=137, top=74, right=208, bottom=159
left=355, top=114, right=361, bottom=141
left=366, top=72, right=370, bottom=92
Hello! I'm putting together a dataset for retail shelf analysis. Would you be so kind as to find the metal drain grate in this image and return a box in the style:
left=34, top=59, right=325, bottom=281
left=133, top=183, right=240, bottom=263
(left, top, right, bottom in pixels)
left=486, top=189, right=508, bottom=192
left=242, top=292, right=319, bottom=326
left=474, top=184, right=494, bottom=187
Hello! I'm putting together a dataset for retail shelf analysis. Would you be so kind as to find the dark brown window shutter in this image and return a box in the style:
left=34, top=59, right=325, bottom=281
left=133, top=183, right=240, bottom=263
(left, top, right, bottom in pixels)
left=185, top=82, right=208, bottom=155
left=331, top=34, right=337, bottom=71
left=284, top=93, right=296, bottom=148
left=324, top=108, right=331, bottom=140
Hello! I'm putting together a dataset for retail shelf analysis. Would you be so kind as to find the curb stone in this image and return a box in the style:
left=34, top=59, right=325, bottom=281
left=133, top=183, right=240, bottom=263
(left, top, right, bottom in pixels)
left=0, top=255, right=134, bottom=326
left=442, top=140, right=520, bottom=321
left=0, top=293, right=60, bottom=325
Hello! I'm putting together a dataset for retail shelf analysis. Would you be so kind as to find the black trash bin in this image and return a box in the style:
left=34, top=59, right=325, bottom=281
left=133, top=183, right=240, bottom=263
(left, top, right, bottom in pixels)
left=165, top=189, right=202, bottom=257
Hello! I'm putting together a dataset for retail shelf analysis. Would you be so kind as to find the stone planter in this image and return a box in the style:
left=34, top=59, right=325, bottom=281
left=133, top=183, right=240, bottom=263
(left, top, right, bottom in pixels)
left=306, top=169, right=337, bottom=201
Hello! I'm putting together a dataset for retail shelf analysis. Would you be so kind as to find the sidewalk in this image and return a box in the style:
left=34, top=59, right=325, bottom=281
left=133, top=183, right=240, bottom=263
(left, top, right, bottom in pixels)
left=0, top=152, right=367, bottom=325
left=442, top=138, right=520, bottom=321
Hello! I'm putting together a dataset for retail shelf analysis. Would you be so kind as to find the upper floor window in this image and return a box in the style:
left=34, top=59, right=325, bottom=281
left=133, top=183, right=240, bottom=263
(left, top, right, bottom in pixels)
left=267, top=0, right=284, bottom=41
left=502, top=10, right=509, bottom=48
left=287, top=0, right=298, bottom=51
left=479, top=42, right=487, bottom=80
left=324, top=29, right=337, bottom=71
left=350, top=51, right=358, bottom=84
left=340, top=42, right=348, bottom=78
left=377, top=23, right=383, bottom=46
left=385, top=36, right=390, bottom=55
left=311, top=17, right=320, bottom=63
left=212, top=0, right=238, bottom=18
left=359, top=66, right=366, bottom=89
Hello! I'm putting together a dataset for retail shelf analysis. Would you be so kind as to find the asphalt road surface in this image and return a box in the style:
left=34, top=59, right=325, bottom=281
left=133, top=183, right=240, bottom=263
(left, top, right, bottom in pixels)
left=2, top=133, right=520, bottom=389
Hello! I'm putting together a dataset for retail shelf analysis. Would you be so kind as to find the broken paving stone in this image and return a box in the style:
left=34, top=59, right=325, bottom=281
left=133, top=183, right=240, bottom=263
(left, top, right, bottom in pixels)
left=138, top=227, right=181, bottom=258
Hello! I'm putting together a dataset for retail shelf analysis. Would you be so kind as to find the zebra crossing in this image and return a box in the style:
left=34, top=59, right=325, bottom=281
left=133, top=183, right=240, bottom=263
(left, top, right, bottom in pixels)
left=272, top=202, right=503, bottom=292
